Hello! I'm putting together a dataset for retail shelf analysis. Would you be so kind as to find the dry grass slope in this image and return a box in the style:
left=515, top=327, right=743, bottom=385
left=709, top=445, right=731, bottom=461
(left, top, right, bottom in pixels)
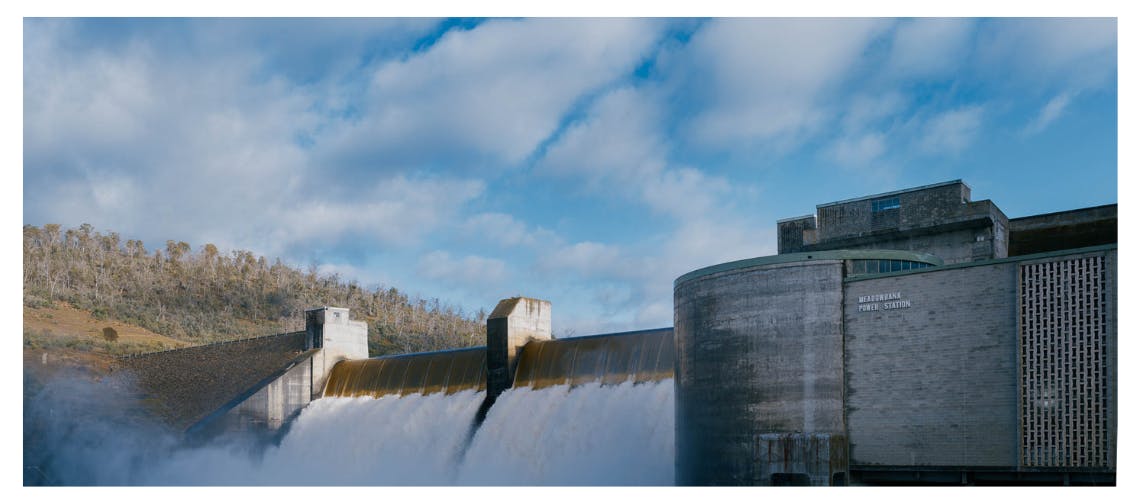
left=24, top=302, right=190, bottom=356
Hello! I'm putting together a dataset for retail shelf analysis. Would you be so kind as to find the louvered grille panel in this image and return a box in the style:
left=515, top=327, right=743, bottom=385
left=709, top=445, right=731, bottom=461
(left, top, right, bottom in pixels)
left=1019, top=256, right=1107, bottom=468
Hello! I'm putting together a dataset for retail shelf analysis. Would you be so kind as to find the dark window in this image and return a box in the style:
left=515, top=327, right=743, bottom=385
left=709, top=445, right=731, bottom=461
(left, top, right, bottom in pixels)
left=771, top=473, right=811, bottom=486
left=871, top=197, right=900, bottom=212
left=849, top=259, right=933, bottom=275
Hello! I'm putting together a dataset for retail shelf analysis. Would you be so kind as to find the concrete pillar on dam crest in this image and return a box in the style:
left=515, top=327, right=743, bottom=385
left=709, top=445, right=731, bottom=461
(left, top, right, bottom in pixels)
left=486, top=297, right=551, bottom=398
left=307, top=306, right=368, bottom=398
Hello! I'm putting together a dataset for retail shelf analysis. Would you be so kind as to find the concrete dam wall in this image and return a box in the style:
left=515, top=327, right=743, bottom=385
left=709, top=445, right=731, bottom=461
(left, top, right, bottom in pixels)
left=127, top=298, right=673, bottom=444
left=322, top=328, right=675, bottom=399
left=324, top=347, right=488, bottom=398
left=110, top=298, right=676, bottom=485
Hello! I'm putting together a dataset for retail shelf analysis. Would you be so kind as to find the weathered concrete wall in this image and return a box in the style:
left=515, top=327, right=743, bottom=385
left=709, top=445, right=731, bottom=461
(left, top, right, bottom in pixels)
left=777, top=215, right=817, bottom=254
left=309, top=307, right=368, bottom=398
left=675, top=259, right=846, bottom=485
left=792, top=180, right=1009, bottom=264
left=1008, top=204, right=1117, bottom=256
left=486, top=297, right=551, bottom=398
left=844, top=262, right=1019, bottom=468
left=816, top=181, right=970, bottom=241
left=818, top=224, right=999, bottom=265
left=213, top=354, right=313, bottom=432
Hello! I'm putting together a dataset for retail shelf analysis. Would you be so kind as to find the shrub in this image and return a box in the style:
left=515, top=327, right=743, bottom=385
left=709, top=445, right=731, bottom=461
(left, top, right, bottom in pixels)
left=102, top=327, right=119, bottom=342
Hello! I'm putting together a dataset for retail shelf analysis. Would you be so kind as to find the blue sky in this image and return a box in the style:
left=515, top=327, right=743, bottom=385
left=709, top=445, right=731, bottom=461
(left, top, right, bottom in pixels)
left=21, top=17, right=1118, bottom=336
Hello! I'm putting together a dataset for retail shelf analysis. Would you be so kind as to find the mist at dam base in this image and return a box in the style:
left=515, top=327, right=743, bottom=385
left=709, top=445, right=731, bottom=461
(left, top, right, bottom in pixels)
left=24, top=374, right=675, bottom=486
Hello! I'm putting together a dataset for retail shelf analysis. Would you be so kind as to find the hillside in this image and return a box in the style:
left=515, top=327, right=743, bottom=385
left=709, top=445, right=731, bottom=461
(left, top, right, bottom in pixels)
left=23, top=223, right=487, bottom=358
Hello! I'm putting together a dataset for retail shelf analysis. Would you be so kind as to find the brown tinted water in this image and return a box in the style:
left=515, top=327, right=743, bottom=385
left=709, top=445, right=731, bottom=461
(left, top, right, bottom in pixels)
left=322, top=328, right=674, bottom=398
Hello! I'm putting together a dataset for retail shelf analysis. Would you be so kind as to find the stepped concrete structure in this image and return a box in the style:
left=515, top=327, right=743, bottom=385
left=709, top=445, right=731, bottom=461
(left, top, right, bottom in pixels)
left=677, top=180, right=1116, bottom=485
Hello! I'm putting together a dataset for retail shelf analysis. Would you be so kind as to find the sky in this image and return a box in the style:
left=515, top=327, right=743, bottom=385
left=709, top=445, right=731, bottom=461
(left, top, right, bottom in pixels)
left=20, top=16, right=1119, bottom=336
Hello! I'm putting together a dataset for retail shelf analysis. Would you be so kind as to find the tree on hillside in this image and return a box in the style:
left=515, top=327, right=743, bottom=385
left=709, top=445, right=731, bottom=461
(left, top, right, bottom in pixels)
left=23, top=223, right=486, bottom=355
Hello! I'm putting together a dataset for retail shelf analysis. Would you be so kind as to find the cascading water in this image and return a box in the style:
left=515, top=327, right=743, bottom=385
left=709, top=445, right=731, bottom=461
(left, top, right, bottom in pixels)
left=458, top=380, right=674, bottom=485
left=124, top=379, right=673, bottom=485
left=27, top=324, right=678, bottom=486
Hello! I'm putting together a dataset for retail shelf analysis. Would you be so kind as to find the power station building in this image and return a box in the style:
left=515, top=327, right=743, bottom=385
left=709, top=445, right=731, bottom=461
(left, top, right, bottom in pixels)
left=674, top=180, right=1117, bottom=485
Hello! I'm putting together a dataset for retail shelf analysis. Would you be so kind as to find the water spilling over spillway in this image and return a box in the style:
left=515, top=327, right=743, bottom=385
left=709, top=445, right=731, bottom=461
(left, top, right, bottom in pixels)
left=136, top=380, right=674, bottom=485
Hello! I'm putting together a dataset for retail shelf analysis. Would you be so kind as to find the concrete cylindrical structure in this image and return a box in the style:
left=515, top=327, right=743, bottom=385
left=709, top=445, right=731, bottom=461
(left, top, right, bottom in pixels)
left=673, top=250, right=939, bottom=486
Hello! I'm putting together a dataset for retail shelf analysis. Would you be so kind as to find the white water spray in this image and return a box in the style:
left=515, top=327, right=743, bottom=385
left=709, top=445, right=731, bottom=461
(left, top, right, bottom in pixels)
left=116, top=379, right=674, bottom=485
left=459, top=380, right=675, bottom=485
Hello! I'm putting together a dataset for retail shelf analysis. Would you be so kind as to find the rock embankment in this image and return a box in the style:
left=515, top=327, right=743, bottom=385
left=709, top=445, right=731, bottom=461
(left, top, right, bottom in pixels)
left=119, top=332, right=307, bottom=430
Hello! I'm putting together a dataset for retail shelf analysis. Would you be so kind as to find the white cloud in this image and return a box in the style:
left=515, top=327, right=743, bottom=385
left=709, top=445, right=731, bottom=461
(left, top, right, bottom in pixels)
left=416, top=251, right=509, bottom=289
left=976, top=18, right=1116, bottom=92
left=539, top=86, right=735, bottom=222
left=672, top=18, right=891, bottom=148
left=1023, top=92, right=1074, bottom=136
left=830, top=132, right=887, bottom=166
left=885, top=18, right=973, bottom=80
left=22, top=20, right=487, bottom=263
left=841, top=92, right=906, bottom=133
left=634, top=301, right=673, bottom=329
left=539, top=242, right=628, bottom=279
left=639, top=167, right=732, bottom=221
left=320, top=18, right=666, bottom=168
left=539, top=86, right=666, bottom=181
left=276, top=176, right=485, bottom=252
left=461, top=212, right=560, bottom=249
left=919, top=106, right=984, bottom=154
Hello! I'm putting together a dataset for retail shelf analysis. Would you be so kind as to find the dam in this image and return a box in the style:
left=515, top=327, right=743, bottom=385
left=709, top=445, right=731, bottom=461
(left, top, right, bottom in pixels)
left=100, top=298, right=676, bottom=486
left=93, top=180, right=1115, bottom=486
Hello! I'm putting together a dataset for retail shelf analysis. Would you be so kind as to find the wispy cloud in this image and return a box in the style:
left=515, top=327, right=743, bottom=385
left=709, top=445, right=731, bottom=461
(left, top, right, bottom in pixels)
left=539, top=241, right=629, bottom=279
left=277, top=176, right=486, bottom=252
left=884, top=18, right=973, bottom=80
left=316, top=18, right=667, bottom=170
left=830, top=132, right=888, bottom=167
left=671, top=18, right=892, bottom=150
left=460, top=212, right=559, bottom=249
left=974, top=18, right=1116, bottom=93
left=1023, top=92, right=1074, bottom=136
left=919, top=106, right=984, bottom=154
left=416, top=251, right=510, bottom=289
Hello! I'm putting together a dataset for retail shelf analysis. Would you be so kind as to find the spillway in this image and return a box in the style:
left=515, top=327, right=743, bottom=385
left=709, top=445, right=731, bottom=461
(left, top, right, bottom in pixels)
left=513, top=328, right=674, bottom=389
left=323, top=328, right=674, bottom=397
left=137, top=328, right=677, bottom=485
left=458, top=379, right=674, bottom=485
left=323, top=347, right=488, bottom=398
left=131, top=379, right=673, bottom=485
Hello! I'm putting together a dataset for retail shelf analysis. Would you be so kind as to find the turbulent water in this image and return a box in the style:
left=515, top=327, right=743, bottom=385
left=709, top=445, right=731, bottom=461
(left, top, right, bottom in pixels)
left=29, top=377, right=675, bottom=485
left=460, top=380, right=674, bottom=485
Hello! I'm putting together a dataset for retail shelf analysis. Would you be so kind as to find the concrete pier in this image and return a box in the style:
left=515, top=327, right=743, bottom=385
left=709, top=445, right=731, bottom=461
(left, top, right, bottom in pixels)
left=486, top=297, right=551, bottom=399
